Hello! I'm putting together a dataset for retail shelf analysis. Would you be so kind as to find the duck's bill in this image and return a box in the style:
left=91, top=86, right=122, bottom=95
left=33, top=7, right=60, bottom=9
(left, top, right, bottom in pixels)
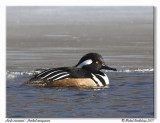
left=101, top=65, right=117, bottom=71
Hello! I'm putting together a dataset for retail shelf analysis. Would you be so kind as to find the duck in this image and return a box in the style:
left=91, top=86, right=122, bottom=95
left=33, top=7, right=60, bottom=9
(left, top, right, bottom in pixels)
left=26, top=53, right=117, bottom=88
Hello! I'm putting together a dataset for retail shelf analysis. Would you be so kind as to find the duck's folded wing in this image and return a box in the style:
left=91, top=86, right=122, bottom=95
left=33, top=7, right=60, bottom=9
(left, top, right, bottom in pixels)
left=25, top=67, right=71, bottom=86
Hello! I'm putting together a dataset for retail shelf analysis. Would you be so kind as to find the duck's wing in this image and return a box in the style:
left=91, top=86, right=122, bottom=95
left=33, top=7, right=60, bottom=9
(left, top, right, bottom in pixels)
left=25, top=67, right=71, bottom=86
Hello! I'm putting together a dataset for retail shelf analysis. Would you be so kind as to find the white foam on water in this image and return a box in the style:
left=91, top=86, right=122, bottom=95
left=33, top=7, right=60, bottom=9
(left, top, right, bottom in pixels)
left=6, top=70, right=41, bottom=80
left=6, top=68, right=154, bottom=80
left=119, top=68, right=154, bottom=73
left=102, top=68, right=154, bottom=73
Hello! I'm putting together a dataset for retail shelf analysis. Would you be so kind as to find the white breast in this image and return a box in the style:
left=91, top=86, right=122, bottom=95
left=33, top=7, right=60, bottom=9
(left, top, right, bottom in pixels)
left=91, top=73, right=109, bottom=86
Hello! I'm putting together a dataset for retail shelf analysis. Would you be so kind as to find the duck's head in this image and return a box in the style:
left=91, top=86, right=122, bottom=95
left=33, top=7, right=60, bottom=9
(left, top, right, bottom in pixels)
left=75, top=53, right=117, bottom=72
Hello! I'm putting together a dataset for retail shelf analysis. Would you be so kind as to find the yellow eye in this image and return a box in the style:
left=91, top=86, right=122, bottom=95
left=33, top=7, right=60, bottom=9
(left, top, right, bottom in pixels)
left=96, top=61, right=99, bottom=64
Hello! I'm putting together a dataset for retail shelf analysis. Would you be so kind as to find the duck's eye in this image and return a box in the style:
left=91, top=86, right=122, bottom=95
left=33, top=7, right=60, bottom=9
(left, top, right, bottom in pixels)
left=96, top=61, right=99, bottom=64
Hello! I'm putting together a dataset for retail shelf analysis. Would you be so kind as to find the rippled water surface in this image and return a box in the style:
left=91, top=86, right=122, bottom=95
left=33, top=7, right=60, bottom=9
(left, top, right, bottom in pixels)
left=7, top=70, right=153, bottom=118
left=7, top=7, right=154, bottom=118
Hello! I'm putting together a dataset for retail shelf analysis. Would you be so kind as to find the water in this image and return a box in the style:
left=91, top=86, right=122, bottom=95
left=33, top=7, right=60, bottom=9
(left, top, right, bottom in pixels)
left=6, top=7, right=154, bottom=118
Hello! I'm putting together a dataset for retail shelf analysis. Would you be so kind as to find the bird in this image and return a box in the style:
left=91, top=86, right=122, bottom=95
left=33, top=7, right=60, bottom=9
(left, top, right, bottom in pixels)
left=25, top=53, right=117, bottom=88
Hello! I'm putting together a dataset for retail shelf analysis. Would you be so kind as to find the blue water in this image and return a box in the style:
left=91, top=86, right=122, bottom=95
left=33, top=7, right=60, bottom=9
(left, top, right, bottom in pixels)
left=7, top=70, right=153, bottom=118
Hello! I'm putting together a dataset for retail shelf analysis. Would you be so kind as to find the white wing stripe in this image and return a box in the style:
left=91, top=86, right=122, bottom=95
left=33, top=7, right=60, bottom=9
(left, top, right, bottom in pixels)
left=91, top=73, right=103, bottom=86
left=47, top=72, right=68, bottom=80
left=41, top=70, right=62, bottom=79
left=37, top=69, right=53, bottom=77
left=53, top=74, right=70, bottom=81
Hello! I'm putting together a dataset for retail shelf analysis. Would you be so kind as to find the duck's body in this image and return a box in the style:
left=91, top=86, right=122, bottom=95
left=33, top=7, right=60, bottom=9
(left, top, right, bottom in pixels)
left=26, top=53, right=117, bottom=88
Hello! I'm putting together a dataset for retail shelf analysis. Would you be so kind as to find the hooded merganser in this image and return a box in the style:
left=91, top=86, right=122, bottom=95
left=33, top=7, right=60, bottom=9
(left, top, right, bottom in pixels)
left=26, top=53, right=117, bottom=87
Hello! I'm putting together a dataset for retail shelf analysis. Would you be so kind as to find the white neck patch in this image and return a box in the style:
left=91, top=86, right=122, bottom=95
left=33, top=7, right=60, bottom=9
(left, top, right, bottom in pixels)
left=77, top=59, right=92, bottom=68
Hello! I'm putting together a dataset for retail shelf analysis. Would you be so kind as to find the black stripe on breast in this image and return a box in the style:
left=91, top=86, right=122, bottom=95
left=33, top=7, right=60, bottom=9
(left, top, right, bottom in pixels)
left=95, top=74, right=106, bottom=86
left=90, top=73, right=101, bottom=87
left=91, top=78, right=99, bottom=87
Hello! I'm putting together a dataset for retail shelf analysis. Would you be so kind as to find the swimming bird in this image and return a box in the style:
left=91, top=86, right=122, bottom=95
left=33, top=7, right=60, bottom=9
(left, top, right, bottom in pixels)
left=26, top=53, right=117, bottom=88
